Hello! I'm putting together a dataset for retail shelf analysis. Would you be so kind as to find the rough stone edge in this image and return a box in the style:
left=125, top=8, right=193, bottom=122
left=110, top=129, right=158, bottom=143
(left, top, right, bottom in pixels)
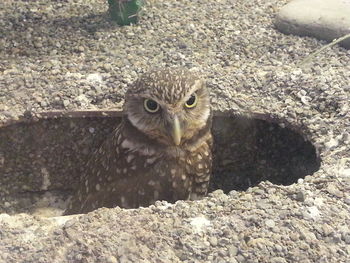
left=275, top=6, right=350, bottom=49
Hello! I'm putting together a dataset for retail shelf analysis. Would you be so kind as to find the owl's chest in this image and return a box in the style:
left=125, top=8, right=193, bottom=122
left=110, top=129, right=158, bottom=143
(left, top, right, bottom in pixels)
left=146, top=140, right=212, bottom=182
left=101, top=132, right=213, bottom=207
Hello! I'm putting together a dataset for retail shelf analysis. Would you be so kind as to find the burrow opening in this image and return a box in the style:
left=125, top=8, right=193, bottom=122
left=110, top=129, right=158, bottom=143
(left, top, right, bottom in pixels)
left=0, top=112, right=320, bottom=215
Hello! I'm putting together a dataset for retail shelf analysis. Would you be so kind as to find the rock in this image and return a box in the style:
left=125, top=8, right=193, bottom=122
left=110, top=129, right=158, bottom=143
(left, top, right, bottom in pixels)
left=63, top=100, right=70, bottom=107
left=302, top=206, right=321, bottom=220
left=105, top=256, right=118, bottom=263
left=228, top=245, right=238, bottom=257
left=209, top=237, right=218, bottom=246
left=321, top=224, right=334, bottom=236
left=265, top=219, right=276, bottom=228
left=295, top=191, right=306, bottom=202
left=40, top=101, right=48, bottom=107
left=326, top=183, right=344, bottom=198
left=271, top=257, right=287, bottom=263
left=345, top=198, right=350, bottom=205
left=343, top=232, right=350, bottom=244
left=275, top=0, right=350, bottom=49
left=34, top=41, right=43, bottom=48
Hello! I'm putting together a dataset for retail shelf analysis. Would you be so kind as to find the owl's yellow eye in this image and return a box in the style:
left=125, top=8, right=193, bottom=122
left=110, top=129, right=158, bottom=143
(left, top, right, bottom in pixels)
left=185, top=93, right=197, bottom=109
left=144, top=99, right=160, bottom=113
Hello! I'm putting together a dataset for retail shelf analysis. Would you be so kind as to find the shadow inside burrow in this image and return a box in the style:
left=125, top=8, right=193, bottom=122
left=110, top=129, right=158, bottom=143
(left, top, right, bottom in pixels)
left=0, top=111, right=321, bottom=215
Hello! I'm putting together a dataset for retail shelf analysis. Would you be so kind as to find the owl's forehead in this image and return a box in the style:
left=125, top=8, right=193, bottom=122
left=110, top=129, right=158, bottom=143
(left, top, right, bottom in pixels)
left=130, top=69, right=202, bottom=104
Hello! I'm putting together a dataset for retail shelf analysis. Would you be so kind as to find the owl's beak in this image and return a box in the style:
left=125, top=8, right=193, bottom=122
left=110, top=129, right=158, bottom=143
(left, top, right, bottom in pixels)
left=169, top=115, right=182, bottom=146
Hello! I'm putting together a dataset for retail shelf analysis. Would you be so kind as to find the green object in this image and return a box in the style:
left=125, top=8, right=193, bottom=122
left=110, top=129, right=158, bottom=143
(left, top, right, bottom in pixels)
left=108, top=0, right=143, bottom=26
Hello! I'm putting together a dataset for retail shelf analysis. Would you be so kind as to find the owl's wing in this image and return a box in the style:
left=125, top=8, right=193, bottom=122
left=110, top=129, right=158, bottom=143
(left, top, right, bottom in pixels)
left=65, top=126, right=130, bottom=214
left=188, top=135, right=213, bottom=200
left=65, top=123, right=167, bottom=214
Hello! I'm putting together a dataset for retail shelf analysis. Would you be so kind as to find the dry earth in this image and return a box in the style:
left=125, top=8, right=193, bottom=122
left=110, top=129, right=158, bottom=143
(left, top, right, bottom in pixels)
left=0, top=0, right=349, bottom=262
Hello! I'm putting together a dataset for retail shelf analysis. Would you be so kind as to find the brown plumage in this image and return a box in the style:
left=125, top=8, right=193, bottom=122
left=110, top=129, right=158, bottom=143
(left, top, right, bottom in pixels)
left=64, top=68, right=213, bottom=215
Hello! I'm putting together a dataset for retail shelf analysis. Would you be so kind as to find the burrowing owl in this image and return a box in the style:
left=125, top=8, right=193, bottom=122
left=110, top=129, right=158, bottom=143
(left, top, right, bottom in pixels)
left=64, top=68, right=213, bottom=215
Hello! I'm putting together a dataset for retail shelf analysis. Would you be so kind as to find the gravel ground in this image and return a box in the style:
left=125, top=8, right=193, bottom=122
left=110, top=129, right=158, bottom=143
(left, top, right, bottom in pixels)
left=0, top=0, right=350, bottom=262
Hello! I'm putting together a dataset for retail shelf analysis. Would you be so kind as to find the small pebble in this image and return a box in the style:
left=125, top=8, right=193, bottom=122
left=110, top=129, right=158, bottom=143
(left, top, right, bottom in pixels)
left=209, top=237, right=218, bottom=246
left=265, top=219, right=276, bottom=228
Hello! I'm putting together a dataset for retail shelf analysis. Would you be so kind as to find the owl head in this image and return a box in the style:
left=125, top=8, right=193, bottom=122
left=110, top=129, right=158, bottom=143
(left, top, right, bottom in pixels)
left=124, top=68, right=211, bottom=147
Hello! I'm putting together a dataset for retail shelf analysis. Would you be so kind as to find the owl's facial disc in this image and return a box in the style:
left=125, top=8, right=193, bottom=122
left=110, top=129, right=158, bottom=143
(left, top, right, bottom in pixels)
left=125, top=73, right=210, bottom=147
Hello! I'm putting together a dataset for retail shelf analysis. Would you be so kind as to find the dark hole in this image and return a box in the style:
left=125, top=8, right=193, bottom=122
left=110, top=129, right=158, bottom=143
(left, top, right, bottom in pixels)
left=210, top=116, right=320, bottom=193
left=0, top=112, right=320, bottom=215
